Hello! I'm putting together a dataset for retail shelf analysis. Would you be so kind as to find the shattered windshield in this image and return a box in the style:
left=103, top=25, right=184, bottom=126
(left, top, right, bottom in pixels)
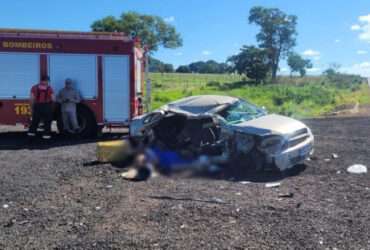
left=220, top=100, right=267, bottom=124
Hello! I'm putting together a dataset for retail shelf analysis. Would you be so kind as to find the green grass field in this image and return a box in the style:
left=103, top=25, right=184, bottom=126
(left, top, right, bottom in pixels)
left=149, top=73, right=370, bottom=118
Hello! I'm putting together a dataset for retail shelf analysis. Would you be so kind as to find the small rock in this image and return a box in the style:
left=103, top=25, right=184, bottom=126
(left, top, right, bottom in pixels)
left=180, top=224, right=186, bottom=229
left=310, top=156, right=318, bottom=161
left=306, top=157, right=311, bottom=161
left=324, top=158, right=331, bottom=163
left=332, top=153, right=339, bottom=159
left=265, top=182, right=281, bottom=188
left=4, top=219, right=15, bottom=228
left=212, top=198, right=225, bottom=204
left=347, top=164, right=368, bottom=174
left=2, top=204, right=9, bottom=209
left=235, top=192, right=242, bottom=196
left=95, top=206, right=102, bottom=211
left=23, top=208, right=29, bottom=212
left=106, top=185, right=113, bottom=189
left=236, top=208, right=241, bottom=212
left=336, top=170, right=341, bottom=174
left=18, top=220, right=29, bottom=225
left=278, top=192, right=294, bottom=198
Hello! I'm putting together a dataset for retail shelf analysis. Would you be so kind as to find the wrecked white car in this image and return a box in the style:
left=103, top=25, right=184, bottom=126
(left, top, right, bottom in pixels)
left=130, top=95, right=314, bottom=172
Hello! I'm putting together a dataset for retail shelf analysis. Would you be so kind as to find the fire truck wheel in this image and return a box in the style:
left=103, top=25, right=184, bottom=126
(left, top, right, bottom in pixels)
left=57, top=106, right=98, bottom=138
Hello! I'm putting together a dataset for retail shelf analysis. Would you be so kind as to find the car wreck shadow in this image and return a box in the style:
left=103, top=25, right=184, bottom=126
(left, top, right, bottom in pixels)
left=190, top=164, right=307, bottom=183
left=0, top=131, right=128, bottom=150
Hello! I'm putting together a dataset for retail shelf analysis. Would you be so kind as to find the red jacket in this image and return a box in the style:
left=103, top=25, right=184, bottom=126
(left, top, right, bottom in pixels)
left=31, top=83, right=54, bottom=104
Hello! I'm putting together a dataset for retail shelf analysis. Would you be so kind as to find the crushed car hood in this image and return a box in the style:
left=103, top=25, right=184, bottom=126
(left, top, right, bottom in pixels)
left=232, top=114, right=307, bottom=136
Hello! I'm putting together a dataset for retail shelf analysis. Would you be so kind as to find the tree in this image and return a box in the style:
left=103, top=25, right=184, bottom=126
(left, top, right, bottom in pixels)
left=228, top=46, right=269, bottom=83
left=186, top=60, right=230, bottom=74
left=163, top=64, right=174, bottom=73
left=91, top=11, right=182, bottom=51
left=287, top=52, right=312, bottom=77
left=148, top=57, right=174, bottom=73
left=176, top=65, right=191, bottom=73
left=249, top=6, right=297, bottom=81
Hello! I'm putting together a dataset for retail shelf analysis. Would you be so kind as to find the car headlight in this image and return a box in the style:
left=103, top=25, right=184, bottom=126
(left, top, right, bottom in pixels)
left=259, top=135, right=286, bottom=155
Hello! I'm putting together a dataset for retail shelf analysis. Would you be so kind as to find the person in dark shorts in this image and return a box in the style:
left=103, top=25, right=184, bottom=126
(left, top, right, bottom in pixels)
left=27, top=76, right=55, bottom=139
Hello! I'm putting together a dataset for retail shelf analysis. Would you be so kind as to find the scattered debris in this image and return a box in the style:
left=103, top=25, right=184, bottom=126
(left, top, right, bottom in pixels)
left=347, top=164, right=368, bottom=174
left=239, top=181, right=251, bottom=185
left=265, top=182, right=281, bottom=188
left=278, top=192, right=294, bottom=198
left=332, top=153, right=339, bottom=159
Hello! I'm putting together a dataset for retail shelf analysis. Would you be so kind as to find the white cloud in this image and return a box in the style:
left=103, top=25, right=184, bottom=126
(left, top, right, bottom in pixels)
left=335, top=39, right=341, bottom=43
left=164, top=16, right=175, bottom=23
left=302, top=49, right=320, bottom=57
left=341, top=61, right=370, bottom=77
left=359, top=62, right=370, bottom=68
left=359, top=14, right=370, bottom=22
left=202, top=50, right=212, bottom=56
left=174, top=52, right=183, bottom=56
left=351, top=14, right=370, bottom=43
left=357, top=50, right=368, bottom=55
left=351, top=24, right=361, bottom=31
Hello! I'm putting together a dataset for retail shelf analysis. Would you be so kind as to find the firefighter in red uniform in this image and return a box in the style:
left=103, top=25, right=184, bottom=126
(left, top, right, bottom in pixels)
left=27, top=76, right=55, bottom=139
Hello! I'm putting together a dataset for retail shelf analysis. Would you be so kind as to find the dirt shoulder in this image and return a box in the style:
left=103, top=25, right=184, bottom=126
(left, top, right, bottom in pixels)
left=0, top=117, right=369, bottom=249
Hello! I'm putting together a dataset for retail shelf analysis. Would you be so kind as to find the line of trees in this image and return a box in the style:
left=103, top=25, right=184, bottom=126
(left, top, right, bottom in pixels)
left=149, top=58, right=231, bottom=74
left=91, top=7, right=316, bottom=83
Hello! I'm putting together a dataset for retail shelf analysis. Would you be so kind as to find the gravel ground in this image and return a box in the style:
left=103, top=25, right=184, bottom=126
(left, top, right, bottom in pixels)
left=0, top=117, right=369, bottom=250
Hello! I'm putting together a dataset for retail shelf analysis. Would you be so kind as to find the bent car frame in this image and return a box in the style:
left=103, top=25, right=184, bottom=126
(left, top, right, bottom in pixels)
left=130, top=95, right=314, bottom=171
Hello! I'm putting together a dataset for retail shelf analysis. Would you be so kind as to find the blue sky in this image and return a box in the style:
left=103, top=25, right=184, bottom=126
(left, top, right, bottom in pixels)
left=1, top=0, right=370, bottom=76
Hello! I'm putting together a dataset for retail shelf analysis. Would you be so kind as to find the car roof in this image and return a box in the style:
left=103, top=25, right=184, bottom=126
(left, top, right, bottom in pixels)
left=166, top=95, right=238, bottom=115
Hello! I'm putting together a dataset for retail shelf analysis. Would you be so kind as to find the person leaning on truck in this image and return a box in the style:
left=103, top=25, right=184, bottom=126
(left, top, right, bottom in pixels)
left=28, top=75, right=55, bottom=139
left=57, top=78, right=81, bottom=134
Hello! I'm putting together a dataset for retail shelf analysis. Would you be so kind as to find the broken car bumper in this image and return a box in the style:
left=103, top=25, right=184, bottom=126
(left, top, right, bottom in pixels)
left=273, top=136, right=314, bottom=171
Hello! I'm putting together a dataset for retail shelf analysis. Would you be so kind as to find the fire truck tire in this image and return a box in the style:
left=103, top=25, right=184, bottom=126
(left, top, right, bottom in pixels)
left=57, top=105, right=98, bottom=138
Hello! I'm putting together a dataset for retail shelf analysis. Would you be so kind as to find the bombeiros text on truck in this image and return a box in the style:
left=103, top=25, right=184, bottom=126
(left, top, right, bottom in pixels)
left=0, top=28, right=146, bottom=137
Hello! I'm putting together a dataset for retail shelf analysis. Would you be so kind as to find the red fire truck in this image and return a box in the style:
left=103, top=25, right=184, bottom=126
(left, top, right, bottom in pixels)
left=0, top=28, right=145, bottom=137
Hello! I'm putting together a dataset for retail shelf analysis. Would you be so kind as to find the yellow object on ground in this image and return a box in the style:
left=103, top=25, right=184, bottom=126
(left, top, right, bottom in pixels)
left=96, top=140, right=134, bottom=163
